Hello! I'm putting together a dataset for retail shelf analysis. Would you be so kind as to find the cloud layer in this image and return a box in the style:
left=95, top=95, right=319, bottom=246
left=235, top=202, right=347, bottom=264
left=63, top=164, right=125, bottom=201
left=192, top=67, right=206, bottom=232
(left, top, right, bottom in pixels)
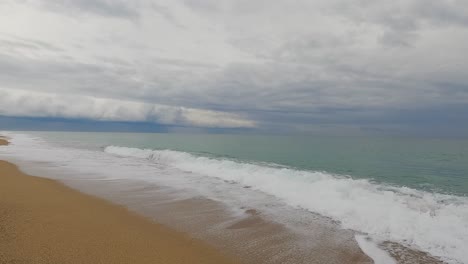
left=0, top=0, right=467, bottom=134
left=0, top=88, right=255, bottom=128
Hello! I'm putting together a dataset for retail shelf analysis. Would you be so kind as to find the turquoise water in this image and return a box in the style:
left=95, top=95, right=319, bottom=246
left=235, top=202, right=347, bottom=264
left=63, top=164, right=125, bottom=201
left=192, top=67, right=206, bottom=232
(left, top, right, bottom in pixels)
left=33, top=131, right=468, bottom=196
left=4, top=131, right=468, bottom=263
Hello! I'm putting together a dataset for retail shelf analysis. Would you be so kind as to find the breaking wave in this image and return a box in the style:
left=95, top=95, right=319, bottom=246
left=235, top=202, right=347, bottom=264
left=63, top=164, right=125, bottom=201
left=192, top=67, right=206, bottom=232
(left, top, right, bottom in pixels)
left=105, top=145, right=468, bottom=264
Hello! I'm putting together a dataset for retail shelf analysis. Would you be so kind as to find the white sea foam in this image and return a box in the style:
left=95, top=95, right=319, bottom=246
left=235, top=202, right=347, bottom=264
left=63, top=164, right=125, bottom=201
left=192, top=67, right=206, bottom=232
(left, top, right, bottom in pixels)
left=104, top=145, right=468, bottom=264
left=1, top=132, right=467, bottom=263
left=355, top=235, right=396, bottom=264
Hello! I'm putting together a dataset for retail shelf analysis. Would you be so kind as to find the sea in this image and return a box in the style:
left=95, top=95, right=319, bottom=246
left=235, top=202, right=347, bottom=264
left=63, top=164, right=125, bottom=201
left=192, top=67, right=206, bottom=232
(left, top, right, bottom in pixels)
left=1, top=131, right=467, bottom=264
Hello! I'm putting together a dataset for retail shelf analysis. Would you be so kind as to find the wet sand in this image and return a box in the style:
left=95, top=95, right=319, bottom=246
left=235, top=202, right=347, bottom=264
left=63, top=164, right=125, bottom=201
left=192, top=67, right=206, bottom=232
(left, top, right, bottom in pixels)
left=0, top=136, right=448, bottom=263
left=0, top=136, right=377, bottom=264
left=0, top=138, right=236, bottom=264
left=60, top=167, right=374, bottom=264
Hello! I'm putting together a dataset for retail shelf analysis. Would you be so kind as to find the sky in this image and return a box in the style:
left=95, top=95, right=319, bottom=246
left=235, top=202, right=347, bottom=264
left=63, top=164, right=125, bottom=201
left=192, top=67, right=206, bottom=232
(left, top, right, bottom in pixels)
left=0, top=0, right=467, bottom=136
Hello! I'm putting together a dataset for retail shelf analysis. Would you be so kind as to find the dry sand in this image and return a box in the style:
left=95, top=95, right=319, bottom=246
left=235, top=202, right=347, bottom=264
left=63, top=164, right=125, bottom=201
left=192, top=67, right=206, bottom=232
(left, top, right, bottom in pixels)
left=0, top=136, right=447, bottom=264
left=0, top=138, right=236, bottom=264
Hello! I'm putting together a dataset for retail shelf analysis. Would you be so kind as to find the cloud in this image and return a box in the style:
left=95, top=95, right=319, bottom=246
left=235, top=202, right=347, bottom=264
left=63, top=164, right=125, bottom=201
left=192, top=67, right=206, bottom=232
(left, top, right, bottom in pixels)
left=0, top=88, right=255, bottom=128
left=34, top=0, right=141, bottom=19
left=0, top=0, right=467, bottom=135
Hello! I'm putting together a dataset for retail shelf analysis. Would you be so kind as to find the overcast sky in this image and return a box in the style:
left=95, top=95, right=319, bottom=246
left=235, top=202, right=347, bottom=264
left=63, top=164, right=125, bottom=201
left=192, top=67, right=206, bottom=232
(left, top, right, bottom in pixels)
left=0, top=0, right=467, bottom=136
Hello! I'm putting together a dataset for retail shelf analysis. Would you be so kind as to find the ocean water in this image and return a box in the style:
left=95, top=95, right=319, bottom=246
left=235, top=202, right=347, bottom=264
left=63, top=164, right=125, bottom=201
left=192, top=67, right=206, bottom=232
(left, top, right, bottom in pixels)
left=1, top=131, right=468, bottom=264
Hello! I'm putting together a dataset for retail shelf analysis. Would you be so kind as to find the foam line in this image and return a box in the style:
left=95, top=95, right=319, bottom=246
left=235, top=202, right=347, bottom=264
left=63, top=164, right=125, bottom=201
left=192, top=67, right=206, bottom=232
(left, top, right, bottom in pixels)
left=1, top=133, right=466, bottom=263
left=105, top=145, right=468, bottom=264
left=355, top=235, right=396, bottom=264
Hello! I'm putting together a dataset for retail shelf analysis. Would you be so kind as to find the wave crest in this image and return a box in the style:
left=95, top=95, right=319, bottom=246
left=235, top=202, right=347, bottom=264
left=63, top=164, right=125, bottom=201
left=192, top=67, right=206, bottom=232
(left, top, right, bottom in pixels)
left=104, top=145, right=468, bottom=264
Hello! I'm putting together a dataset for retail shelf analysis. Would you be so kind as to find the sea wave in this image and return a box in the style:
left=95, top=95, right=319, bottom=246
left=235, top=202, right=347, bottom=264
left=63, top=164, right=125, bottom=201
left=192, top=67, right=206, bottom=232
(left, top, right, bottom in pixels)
left=105, top=145, right=468, bottom=264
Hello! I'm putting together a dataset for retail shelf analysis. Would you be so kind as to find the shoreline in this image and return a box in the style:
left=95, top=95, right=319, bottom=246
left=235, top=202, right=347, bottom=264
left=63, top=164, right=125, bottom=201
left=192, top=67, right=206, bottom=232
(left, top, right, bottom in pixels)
left=0, top=138, right=236, bottom=264
left=0, top=136, right=375, bottom=264
left=1, top=135, right=447, bottom=263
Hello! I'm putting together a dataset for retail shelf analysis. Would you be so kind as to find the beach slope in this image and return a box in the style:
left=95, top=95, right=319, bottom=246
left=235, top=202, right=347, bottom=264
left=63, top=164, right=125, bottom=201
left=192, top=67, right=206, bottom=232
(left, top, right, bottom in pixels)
left=0, top=138, right=235, bottom=264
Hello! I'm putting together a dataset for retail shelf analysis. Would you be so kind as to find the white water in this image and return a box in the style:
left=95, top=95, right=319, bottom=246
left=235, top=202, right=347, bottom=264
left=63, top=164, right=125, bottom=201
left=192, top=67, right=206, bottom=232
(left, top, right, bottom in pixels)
left=104, top=146, right=468, bottom=264
left=355, top=235, right=396, bottom=264
left=1, top=133, right=467, bottom=263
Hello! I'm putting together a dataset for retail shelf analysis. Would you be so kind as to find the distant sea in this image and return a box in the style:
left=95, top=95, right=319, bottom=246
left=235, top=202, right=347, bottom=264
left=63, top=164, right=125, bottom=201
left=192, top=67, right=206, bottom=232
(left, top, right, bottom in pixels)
left=1, top=131, right=468, bottom=264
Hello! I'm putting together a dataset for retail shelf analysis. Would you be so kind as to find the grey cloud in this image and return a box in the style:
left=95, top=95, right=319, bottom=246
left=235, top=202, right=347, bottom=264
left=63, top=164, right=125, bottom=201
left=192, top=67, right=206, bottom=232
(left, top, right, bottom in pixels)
left=182, top=0, right=222, bottom=13
left=150, top=57, right=220, bottom=69
left=0, top=48, right=213, bottom=106
left=0, top=34, right=64, bottom=53
left=1, top=34, right=467, bottom=134
left=0, top=39, right=43, bottom=51
left=333, top=0, right=468, bottom=46
left=150, top=3, right=185, bottom=28
left=413, top=0, right=468, bottom=26
left=1, top=0, right=468, bottom=135
left=36, top=0, right=140, bottom=19
left=0, top=52, right=149, bottom=105
left=0, top=88, right=255, bottom=128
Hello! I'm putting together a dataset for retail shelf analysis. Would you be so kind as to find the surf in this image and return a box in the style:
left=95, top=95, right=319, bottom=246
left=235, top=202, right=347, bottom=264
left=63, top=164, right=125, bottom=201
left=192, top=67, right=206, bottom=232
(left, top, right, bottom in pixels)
left=105, top=145, right=468, bottom=264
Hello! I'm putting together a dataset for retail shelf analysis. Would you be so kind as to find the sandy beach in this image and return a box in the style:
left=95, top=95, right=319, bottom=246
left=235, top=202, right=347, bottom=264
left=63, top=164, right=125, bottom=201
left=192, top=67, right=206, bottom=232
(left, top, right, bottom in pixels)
left=0, top=135, right=448, bottom=264
left=0, top=136, right=378, bottom=264
left=0, top=138, right=236, bottom=264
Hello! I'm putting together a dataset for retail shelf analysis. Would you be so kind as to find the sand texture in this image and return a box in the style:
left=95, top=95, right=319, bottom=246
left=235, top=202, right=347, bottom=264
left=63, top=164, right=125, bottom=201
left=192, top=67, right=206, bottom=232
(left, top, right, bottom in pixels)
left=0, top=139, right=235, bottom=264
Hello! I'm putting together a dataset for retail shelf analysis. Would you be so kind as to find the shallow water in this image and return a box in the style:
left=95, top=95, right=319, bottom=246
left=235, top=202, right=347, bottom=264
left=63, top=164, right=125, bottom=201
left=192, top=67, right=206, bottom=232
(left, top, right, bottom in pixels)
left=29, top=131, right=468, bottom=195
left=1, top=131, right=467, bottom=263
